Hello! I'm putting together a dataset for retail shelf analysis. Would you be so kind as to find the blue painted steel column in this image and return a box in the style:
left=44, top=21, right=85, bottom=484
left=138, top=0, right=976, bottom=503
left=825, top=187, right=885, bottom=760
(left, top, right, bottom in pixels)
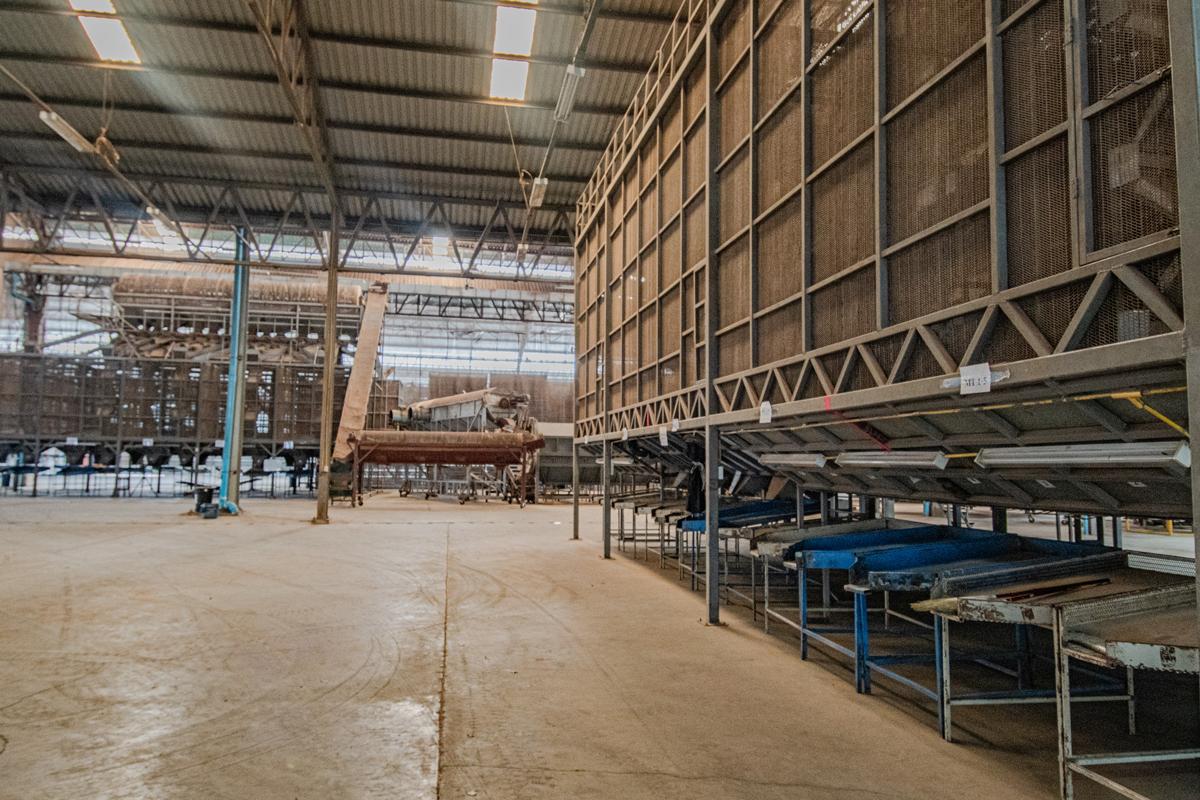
left=705, top=425, right=721, bottom=624
left=219, top=229, right=251, bottom=514
left=853, top=590, right=871, bottom=693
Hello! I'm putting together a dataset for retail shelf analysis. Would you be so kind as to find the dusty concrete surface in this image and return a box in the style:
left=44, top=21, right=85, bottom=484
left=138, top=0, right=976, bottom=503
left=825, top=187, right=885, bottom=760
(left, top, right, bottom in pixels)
left=0, top=496, right=1131, bottom=799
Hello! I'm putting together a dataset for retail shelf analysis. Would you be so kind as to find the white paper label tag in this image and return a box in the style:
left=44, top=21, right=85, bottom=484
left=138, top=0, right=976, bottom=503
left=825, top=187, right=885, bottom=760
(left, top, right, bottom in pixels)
left=759, top=401, right=773, bottom=423
left=659, top=427, right=668, bottom=447
left=283, top=440, right=295, bottom=450
left=621, top=428, right=629, bottom=441
left=66, top=436, right=79, bottom=446
left=718, top=466, right=725, bottom=480
left=959, top=362, right=992, bottom=395
left=215, top=440, right=224, bottom=448
left=141, top=438, right=154, bottom=447
left=671, top=419, right=680, bottom=432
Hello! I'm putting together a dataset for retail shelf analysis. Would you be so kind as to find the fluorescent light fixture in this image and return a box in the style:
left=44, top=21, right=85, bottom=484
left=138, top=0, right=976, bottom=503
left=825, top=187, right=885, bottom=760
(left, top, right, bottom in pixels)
left=975, top=441, right=1191, bottom=471
left=528, top=176, right=548, bottom=208
left=39, top=110, right=96, bottom=154
left=493, top=5, right=537, bottom=57
left=835, top=450, right=949, bottom=470
left=77, top=15, right=141, bottom=63
left=490, top=58, right=529, bottom=100
left=554, top=64, right=584, bottom=122
left=69, top=0, right=116, bottom=12
left=758, top=453, right=828, bottom=469
left=595, top=456, right=635, bottom=466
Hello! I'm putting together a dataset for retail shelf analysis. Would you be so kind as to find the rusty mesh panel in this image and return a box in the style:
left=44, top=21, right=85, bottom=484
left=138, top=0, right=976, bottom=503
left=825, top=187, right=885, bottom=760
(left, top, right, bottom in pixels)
left=610, top=329, right=623, bottom=380
left=641, top=311, right=656, bottom=368
left=684, top=60, right=705, bottom=120
left=819, top=351, right=848, bottom=386
left=981, top=314, right=1038, bottom=363
left=718, top=149, right=751, bottom=245
left=624, top=209, right=639, bottom=267
left=685, top=194, right=706, bottom=269
left=811, top=0, right=866, bottom=58
left=640, top=138, right=658, bottom=188
left=719, top=62, right=752, bottom=159
left=811, top=141, right=875, bottom=283
left=698, top=341, right=707, bottom=381
left=717, top=234, right=751, bottom=327
left=756, top=92, right=804, bottom=211
left=662, top=285, right=682, bottom=350
left=843, top=356, right=876, bottom=391
left=757, top=302, right=803, bottom=365
left=1086, top=0, right=1170, bottom=104
left=640, top=366, right=655, bottom=403
left=641, top=243, right=658, bottom=299
left=718, top=323, right=752, bottom=377
left=661, top=356, right=681, bottom=393
left=641, top=186, right=658, bottom=246
left=758, top=0, right=804, bottom=113
left=865, top=331, right=907, bottom=376
left=755, top=194, right=804, bottom=308
left=1006, top=136, right=1072, bottom=286
left=682, top=274, right=694, bottom=319
left=719, top=0, right=752, bottom=76
left=901, top=340, right=946, bottom=381
left=685, top=126, right=707, bottom=197
left=1016, top=277, right=1092, bottom=347
left=662, top=149, right=683, bottom=221
left=661, top=218, right=682, bottom=286
left=929, top=311, right=985, bottom=364
left=623, top=268, right=639, bottom=323
left=1002, top=0, right=1066, bottom=149
left=810, top=11, right=874, bottom=169
left=811, top=265, right=876, bottom=349
left=623, top=375, right=636, bottom=407
left=886, top=54, right=988, bottom=243
left=682, top=333, right=695, bottom=384
left=662, top=94, right=683, bottom=153
left=624, top=320, right=639, bottom=383
left=697, top=266, right=706, bottom=301
left=887, top=212, right=991, bottom=323
left=886, top=0, right=984, bottom=109
left=1081, top=276, right=1172, bottom=348
left=609, top=221, right=623, bottom=270
left=1089, top=79, right=1178, bottom=251
left=1134, top=250, right=1184, bottom=315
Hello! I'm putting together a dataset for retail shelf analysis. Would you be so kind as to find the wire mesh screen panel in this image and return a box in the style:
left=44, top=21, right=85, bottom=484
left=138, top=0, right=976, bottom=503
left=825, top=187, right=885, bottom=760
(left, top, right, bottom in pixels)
left=888, top=212, right=992, bottom=324
left=755, top=194, right=805, bottom=309
left=1088, top=79, right=1177, bottom=251
left=757, top=0, right=804, bottom=113
left=1006, top=137, right=1073, bottom=286
left=886, top=54, right=989, bottom=243
left=810, top=11, right=874, bottom=169
left=885, top=0, right=984, bottom=109
left=1002, top=0, right=1066, bottom=150
left=811, top=141, right=875, bottom=284
left=811, top=266, right=876, bottom=349
left=572, top=0, right=1185, bottom=430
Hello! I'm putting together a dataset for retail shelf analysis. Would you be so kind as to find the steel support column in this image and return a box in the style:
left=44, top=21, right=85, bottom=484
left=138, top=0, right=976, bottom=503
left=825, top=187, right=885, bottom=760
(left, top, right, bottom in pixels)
left=1166, top=0, right=1200, bottom=645
left=218, top=230, right=250, bottom=513
left=705, top=425, right=721, bottom=624
left=601, top=439, right=612, bottom=558
left=571, top=441, right=580, bottom=540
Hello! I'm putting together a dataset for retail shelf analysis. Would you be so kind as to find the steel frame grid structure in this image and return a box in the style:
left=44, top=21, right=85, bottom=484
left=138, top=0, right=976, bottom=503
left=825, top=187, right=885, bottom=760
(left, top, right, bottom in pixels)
left=576, top=0, right=1189, bottom=444
left=572, top=0, right=1200, bottom=634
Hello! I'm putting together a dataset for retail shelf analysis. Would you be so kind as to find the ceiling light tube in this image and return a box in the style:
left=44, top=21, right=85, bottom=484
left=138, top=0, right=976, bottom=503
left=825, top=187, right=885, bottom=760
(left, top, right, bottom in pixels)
left=595, top=456, right=635, bottom=466
left=39, top=110, right=96, bottom=154
left=554, top=65, right=584, bottom=123
left=758, top=452, right=828, bottom=469
left=975, top=441, right=1191, bottom=470
left=835, top=450, right=949, bottom=470
left=528, top=176, right=549, bottom=208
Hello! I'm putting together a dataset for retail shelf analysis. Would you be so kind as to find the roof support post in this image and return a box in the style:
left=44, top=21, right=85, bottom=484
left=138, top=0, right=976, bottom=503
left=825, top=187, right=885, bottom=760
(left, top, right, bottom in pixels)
left=219, top=229, right=251, bottom=514
left=1166, top=0, right=1200, bottom=663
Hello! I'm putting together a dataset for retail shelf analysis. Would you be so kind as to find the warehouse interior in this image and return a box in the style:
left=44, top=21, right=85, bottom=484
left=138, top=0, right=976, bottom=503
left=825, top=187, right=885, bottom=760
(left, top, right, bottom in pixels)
left=1, top=1, right=1198, bottom=799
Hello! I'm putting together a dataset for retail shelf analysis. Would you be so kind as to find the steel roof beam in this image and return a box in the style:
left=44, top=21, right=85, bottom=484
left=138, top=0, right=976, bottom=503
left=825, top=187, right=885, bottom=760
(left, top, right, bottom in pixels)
left=0, top=92, right=606, bottom=154
left=0, top=131, right=591, bottom=186
left=1, top=163, right=575, bottom=214
left=0, top=2, right=654, bottom=75
left=0, top=52, right=627, bottom=116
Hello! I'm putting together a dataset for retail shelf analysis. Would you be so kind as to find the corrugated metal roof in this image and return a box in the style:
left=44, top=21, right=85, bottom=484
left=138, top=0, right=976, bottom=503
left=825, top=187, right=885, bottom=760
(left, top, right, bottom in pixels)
left=0, top=0, right=685, bottom=243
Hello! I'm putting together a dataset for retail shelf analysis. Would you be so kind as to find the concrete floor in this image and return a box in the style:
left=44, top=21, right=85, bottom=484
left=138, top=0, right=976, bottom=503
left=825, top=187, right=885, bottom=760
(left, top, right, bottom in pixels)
left=0, top=497, right=1189, bottom=799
